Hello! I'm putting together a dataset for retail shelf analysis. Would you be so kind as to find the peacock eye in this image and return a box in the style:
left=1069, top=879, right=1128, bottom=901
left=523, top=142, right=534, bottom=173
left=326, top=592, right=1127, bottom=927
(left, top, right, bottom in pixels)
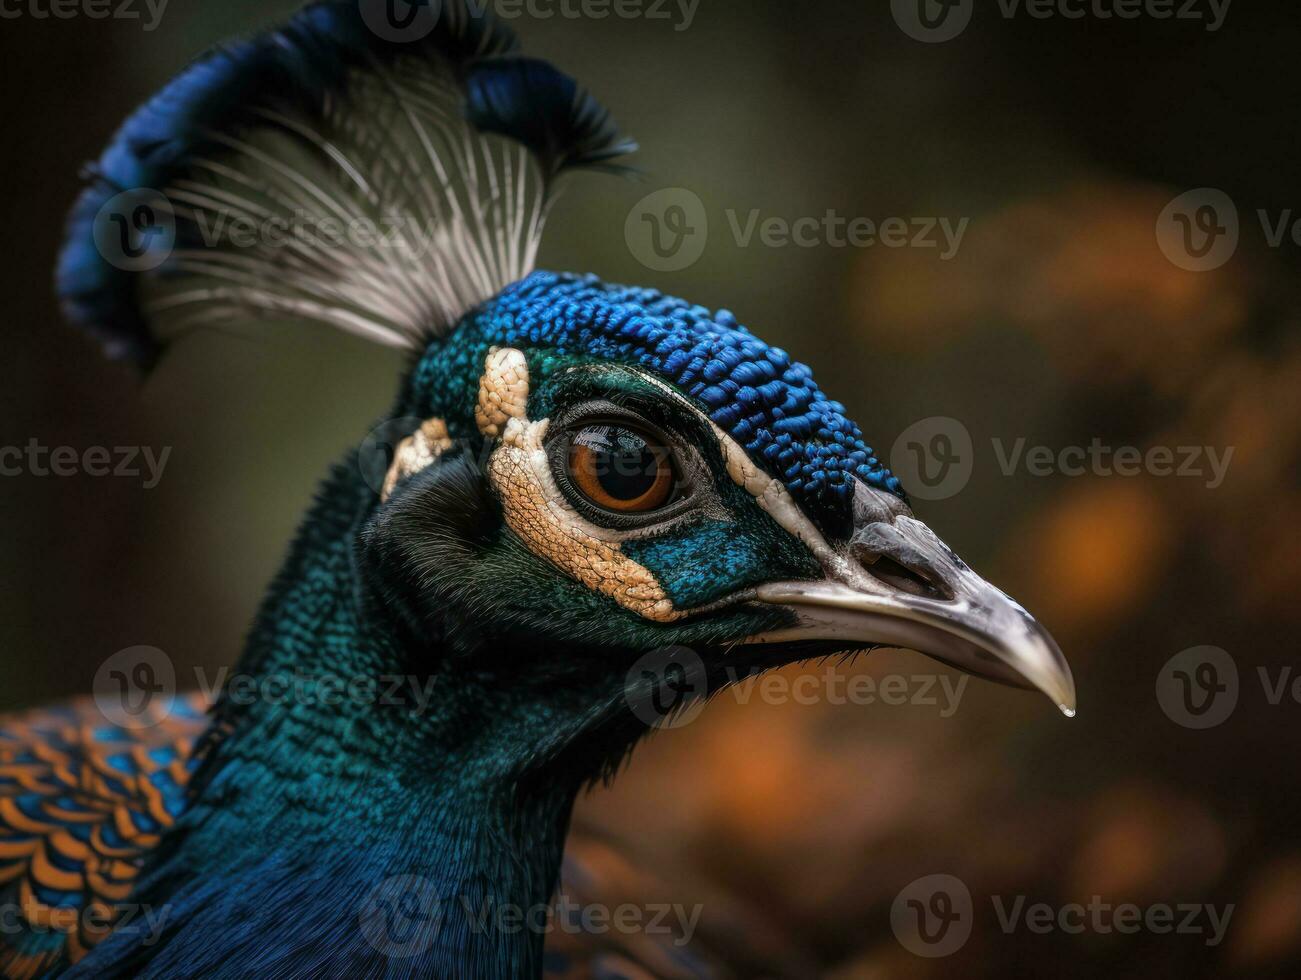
left=566, top=424, right=677, bottom=514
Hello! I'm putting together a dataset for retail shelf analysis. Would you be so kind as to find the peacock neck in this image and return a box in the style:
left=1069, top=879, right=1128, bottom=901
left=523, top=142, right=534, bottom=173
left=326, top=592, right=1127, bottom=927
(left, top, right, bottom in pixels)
left=111, top=458, right=590, bottom=978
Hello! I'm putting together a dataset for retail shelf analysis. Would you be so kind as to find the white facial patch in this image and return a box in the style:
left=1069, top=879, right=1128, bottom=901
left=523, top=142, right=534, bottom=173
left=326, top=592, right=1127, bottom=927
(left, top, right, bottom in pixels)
left=381, top=418, right=454, bottom=501
left=475, top=347, right=530, bottom=438
left=476, top=349, right=684, bottom=623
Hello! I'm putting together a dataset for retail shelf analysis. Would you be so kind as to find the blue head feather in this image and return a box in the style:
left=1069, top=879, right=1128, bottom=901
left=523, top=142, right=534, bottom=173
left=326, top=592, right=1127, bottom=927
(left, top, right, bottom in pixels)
left=410, top=272, right=906, bottom=538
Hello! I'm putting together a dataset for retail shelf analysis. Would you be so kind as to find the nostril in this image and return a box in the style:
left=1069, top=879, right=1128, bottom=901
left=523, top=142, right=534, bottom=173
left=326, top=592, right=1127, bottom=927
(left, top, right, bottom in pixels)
left=853, top=528, right=957, bottom=603
left=860, top=553, right=949, bottom=600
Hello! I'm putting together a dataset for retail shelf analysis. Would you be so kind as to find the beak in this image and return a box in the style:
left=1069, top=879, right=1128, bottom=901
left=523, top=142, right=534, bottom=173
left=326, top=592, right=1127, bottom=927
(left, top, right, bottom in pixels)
left=747, top=490, right=1076, bottom=717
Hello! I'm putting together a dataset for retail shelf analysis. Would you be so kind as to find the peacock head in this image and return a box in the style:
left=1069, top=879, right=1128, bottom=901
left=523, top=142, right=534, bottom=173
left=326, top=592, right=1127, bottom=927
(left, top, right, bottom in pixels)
left=57, top=0, right=1074, bottom=747
left=361, top=271, right=1075, bottom=722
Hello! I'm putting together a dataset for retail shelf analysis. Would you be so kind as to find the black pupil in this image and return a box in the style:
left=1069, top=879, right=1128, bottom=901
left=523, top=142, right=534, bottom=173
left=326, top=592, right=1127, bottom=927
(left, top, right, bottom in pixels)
left=577, top=426, right=660, bottom=501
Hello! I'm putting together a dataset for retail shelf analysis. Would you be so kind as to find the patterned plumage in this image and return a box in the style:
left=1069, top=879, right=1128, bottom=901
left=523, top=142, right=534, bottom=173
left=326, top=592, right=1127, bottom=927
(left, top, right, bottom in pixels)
left=12, top=1, right=1076, bottom=977
left=0, top=697, right=206, bottom=978
left=0, top=698, right=723, bottom=980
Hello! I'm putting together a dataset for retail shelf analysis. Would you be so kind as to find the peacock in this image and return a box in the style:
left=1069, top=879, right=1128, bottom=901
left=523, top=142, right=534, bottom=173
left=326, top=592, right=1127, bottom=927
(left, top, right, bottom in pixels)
left=2, top=2, right=1076, bottom=977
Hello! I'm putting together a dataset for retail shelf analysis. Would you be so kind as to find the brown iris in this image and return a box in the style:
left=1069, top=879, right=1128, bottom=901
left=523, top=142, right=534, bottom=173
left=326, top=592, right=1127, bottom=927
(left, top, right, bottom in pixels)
left=567, top=425, right=675, bottom=513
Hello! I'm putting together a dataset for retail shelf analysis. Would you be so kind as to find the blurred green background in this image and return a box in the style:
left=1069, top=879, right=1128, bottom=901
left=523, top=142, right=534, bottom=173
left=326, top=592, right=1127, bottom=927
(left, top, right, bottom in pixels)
left=2, top=1, right=1299, bottom=977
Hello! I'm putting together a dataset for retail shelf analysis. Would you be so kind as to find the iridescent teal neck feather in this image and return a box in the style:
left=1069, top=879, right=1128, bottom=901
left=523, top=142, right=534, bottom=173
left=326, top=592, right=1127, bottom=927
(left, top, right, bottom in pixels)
left=79, top=459, right=611, bottom=978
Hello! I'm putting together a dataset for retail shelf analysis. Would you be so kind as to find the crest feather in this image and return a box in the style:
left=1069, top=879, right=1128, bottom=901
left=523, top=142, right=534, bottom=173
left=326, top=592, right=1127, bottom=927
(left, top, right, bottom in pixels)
left=57, top=0, right=635, bottom=368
